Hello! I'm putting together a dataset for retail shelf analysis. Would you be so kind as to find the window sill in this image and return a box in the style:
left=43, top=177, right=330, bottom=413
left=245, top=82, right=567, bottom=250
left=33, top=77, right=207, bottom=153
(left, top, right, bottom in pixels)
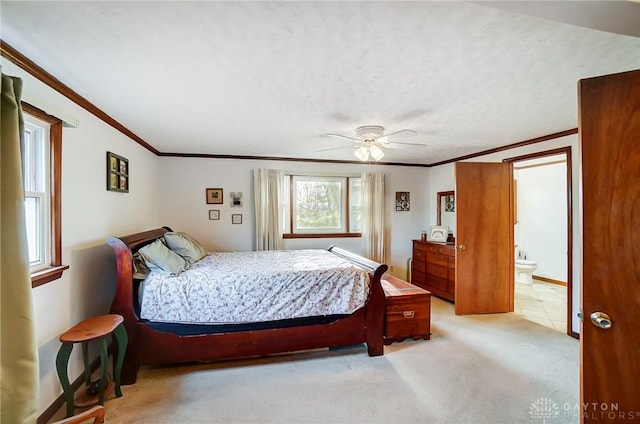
left=283, top=233, right=361, bottom=239
left=31, top=265, right=69, bottom=288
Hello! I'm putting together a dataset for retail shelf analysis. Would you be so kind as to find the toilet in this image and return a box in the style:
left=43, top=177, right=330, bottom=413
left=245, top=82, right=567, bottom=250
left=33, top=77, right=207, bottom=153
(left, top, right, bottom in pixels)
left=515, top=258, right=538, bottom=284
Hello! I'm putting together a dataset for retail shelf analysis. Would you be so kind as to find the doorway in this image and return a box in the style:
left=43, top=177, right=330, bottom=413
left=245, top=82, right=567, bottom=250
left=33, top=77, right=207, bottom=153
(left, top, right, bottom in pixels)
left=505, top=147, right=573, bottom=336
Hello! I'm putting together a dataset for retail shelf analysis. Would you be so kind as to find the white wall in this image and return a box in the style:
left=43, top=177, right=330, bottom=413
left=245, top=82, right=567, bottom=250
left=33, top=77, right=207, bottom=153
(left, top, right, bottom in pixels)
left=515, top=161, right=568, bottom=281
left=4, top=53, right=430, bottom=414
left=2, top=60, right=162, bottom=415
left=427, top=134, right=581, bottom=334
left=157, top=157, right=429, bottom=280
left=4, top=55, right=581, bottom=416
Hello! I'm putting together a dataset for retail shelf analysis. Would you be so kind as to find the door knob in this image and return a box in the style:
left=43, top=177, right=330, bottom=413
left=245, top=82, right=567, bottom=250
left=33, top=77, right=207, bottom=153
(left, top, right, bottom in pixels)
left=458, top=245, right=466, bottom=251
left=590, top=312, right=612, bottom=329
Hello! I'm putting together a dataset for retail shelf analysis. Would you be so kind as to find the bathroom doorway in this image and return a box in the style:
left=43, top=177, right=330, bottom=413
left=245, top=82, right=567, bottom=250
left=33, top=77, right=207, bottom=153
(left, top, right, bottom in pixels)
left=505, top=147, right=572, bottom=335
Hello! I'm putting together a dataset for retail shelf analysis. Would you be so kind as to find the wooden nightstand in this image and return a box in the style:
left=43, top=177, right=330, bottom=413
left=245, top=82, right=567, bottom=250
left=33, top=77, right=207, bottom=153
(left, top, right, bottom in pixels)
left=382, top=275, right=431, bottom=344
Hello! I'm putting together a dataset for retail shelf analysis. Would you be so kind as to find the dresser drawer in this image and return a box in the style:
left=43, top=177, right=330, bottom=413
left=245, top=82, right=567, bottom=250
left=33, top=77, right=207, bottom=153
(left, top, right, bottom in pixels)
left=447, top=279, right=456, bottom=295
left=413, top=240, right=429, bottom=252
left=426, top=252, right=448, bottom=267
left=413, top=249, right=426, bottom=262
left=426, top=275, right=448, bottom=292
left=440, top=244, right=456, bottom=257
left=426, top=263, right=447, bottom=279
left=412, top=260, right=425, bottom=273
left=411, top=269, right=426, bottom=285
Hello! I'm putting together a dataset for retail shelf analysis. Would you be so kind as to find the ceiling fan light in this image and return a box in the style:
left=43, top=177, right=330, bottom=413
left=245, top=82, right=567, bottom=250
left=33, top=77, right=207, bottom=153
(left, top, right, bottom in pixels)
left=354, top=146, right=370, bottom=161
left=369, top=145, right=385, bottom=161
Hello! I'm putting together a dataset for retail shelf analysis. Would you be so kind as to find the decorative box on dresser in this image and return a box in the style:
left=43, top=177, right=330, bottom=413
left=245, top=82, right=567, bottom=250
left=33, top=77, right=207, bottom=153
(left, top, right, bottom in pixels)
left=412, top=240, right=456, bottom=302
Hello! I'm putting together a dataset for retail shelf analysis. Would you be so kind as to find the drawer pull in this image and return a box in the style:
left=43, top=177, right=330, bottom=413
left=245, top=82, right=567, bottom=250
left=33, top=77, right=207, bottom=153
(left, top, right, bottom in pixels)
left=403, top=311, right=415, bottom=319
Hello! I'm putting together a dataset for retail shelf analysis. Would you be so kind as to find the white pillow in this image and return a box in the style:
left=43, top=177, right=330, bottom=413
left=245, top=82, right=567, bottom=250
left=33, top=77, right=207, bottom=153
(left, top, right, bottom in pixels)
left=163, top=232, right=206, bottom=265
left=138, top=239, right=187, bottom=276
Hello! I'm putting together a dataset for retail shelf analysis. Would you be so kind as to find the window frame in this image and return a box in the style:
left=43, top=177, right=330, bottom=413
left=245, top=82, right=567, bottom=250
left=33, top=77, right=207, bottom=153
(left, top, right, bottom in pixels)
left=283, top=174, right=362, bottom=239
left=23, top=117, right=51, bottom=271
left=22, top=102, right=68, bottom=287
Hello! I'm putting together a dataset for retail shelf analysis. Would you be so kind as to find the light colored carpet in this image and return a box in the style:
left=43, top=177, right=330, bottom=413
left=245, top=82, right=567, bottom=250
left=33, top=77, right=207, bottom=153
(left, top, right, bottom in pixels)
left=51, top=298, right=579, bottom=423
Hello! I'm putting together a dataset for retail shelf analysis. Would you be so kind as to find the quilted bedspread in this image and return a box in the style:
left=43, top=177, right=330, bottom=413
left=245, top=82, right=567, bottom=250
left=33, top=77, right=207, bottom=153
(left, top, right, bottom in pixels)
left=139, top=249, right=370, bottom=324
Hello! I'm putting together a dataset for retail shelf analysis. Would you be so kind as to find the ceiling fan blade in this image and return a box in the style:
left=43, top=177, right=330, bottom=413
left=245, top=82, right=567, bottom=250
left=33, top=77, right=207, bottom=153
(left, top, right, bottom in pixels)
left=386, top=141, right=429, bottom=147
left=324, top=133, right=360, bottom=142
left=383, top=129, right=417, bottom=142
left=316, top=145, right=355, bottom=153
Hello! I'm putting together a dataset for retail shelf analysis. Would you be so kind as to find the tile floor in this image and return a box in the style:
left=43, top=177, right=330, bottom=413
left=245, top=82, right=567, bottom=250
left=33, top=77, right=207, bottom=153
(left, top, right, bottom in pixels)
left=514, top=278, right=567, bottom=332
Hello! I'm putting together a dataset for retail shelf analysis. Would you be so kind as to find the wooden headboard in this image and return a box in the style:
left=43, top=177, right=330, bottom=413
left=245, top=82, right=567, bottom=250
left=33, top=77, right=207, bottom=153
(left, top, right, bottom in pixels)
left=106, top=226, right=172, bottom=321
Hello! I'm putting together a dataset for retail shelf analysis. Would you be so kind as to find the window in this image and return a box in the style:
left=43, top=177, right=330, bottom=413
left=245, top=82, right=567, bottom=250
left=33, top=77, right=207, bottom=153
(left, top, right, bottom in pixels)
left=283, top=175, right=361, bottom=238
left=23, top=117, right=51, bottom=271
left=22, top=103, right=67, bottom=287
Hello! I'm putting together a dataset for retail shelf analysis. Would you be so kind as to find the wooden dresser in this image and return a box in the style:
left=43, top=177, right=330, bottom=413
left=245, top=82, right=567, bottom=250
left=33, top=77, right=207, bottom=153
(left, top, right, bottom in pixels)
left=411, top=240, right=456, bottom=302
left=382, top=275, right=431, bottom=344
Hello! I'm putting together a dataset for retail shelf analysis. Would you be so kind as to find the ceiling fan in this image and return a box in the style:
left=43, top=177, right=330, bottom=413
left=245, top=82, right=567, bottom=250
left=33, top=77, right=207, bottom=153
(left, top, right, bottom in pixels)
left=318, top=125, right=427, bottom=161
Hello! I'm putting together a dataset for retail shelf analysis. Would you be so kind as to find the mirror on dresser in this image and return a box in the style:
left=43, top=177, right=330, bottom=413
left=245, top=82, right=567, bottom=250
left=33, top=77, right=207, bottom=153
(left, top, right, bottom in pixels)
left=437, top=190, right=455, bottom=236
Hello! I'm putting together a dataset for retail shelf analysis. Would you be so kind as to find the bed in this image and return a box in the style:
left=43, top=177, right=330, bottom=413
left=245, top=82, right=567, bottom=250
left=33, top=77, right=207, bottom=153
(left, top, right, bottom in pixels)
left=107, top=227, right=388, bottom=384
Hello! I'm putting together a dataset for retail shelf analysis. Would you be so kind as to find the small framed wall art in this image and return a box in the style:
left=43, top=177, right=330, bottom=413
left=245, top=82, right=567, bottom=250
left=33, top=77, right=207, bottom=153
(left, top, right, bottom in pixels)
left=232, top=214, right=243, bottom=224
left=106, top=152, right=129, bottom=193
left=206, top=188, right=223, bottom=204
left=395, top=191, right=410, bottom=211
left=208, top=209, right=220, bottom=220
left=230, top=192, right=243, bottom=207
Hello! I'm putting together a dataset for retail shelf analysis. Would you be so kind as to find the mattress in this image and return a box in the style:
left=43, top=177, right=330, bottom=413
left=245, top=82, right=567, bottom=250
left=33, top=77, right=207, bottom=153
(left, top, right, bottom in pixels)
left=139, top=249, right=370, bottom=324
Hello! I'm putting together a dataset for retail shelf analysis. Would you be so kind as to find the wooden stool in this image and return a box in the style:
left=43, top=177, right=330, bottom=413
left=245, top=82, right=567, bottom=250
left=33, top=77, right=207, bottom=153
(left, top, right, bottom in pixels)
left=56, top=314, right=127, bottom=417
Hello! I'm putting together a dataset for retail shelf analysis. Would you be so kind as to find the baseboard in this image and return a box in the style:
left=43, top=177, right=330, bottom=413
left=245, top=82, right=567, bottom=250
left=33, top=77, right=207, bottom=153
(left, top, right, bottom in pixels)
left=37, top=343, right=113, bottom=424
left=532, top=275, right=567, bottom=286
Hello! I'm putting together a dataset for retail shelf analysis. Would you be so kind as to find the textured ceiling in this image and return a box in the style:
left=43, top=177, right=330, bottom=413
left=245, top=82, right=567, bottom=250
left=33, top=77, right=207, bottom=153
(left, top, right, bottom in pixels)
left=1, top=1, right=639, bottom=165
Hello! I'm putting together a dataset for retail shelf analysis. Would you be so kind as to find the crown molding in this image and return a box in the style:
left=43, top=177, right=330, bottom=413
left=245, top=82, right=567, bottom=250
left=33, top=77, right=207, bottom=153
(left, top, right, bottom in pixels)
left=0, top=39, right=159, bottom=155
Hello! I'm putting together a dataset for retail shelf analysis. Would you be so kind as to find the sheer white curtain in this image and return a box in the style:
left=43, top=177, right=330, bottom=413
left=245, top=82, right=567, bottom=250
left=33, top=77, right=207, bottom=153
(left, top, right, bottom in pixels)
left=253, top=169, right=284, bottom=251
left=361, top=172, right=386, bottom=263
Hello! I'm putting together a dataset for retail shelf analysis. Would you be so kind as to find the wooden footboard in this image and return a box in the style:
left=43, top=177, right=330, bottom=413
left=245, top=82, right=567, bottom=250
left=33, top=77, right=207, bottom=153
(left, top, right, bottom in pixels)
left=107, top=228, right=387, bottom=384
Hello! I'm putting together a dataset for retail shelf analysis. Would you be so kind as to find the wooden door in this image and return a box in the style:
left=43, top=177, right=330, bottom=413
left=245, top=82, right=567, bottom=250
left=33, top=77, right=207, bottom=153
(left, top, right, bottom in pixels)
left=455, top=162, right=512, bottom=315
left=580, top=69, right=640, bottom=420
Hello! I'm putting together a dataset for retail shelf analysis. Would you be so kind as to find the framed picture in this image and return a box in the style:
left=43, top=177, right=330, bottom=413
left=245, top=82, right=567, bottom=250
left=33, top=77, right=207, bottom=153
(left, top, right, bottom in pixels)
left=230, top=192, right=243, bottom=207
left=427, top=225, right=449, bottom=242
left=206, top=188, right=223, bottom=204
left=231, top=214, right=242, bottom=224
left=395, top=191, right=410, bottom=211
left=208, top=209, right=220, bottom=220
left=106, top=152, right=129, bottom=193
left=444, top=194, right=455, bottom=212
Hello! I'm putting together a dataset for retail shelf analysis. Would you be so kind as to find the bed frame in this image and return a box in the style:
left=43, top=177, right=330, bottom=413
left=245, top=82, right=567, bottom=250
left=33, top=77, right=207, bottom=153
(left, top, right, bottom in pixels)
left=107, top=227, right=388, bottom=384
